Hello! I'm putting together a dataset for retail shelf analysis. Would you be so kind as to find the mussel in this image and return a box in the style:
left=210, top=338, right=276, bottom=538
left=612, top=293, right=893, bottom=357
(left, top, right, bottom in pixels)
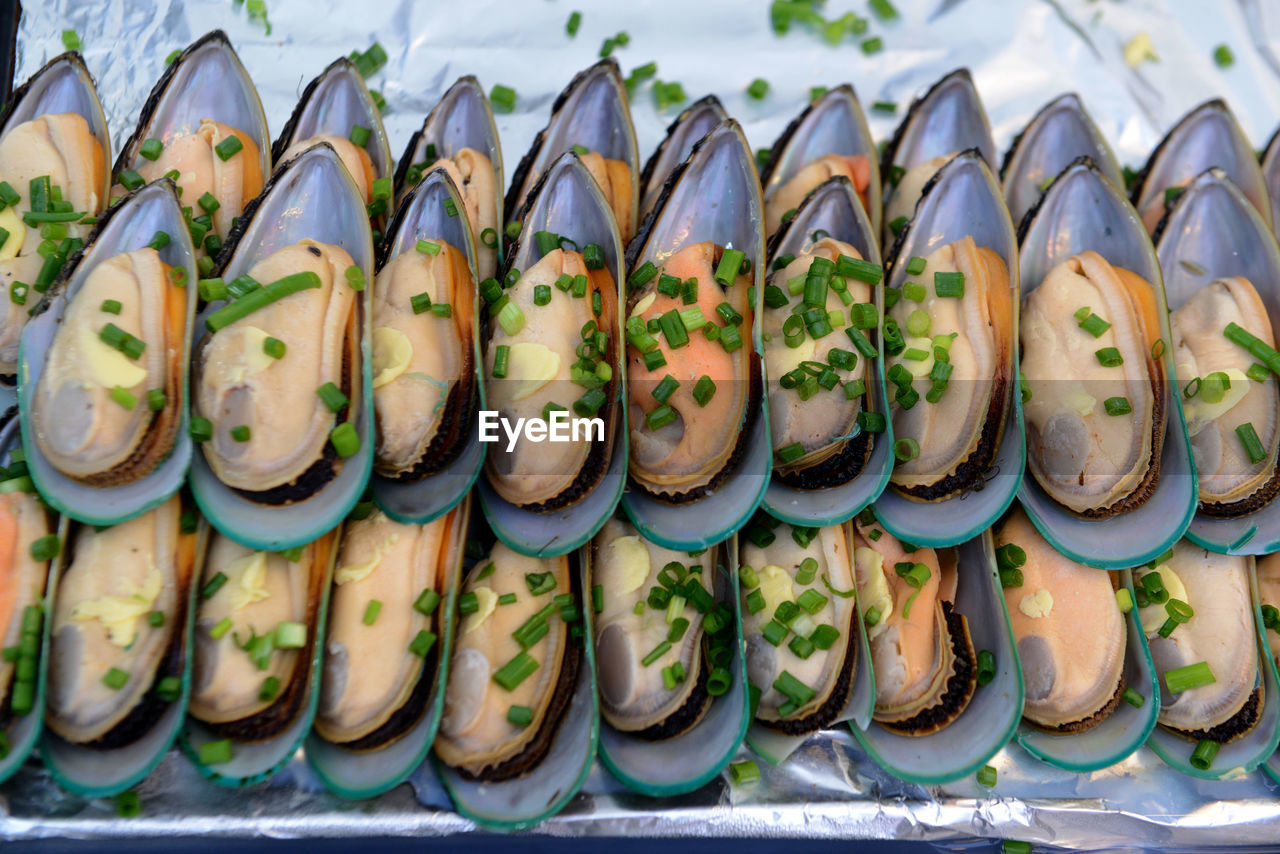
left=1131, top=100, right=1271, bottom=235
left=1258, top=552, right=1280, bottom=671
left=740, top=520, right=857, bottom=733
left=995, top=506, right=1125, bottom=732
left=590, top=517, right=724, bottom=739
left=435, top=544, right=581, bottom=781
left=482, top=152, right=622, bottom=513
left=1139, top=542, right=1262, bottom=744
left=880, top=69, right=996, bottom=244
left=760, top=85, right=880, bottom=237
left=851, top=518, right=975, bottom=734
left=372, top=169, right=478, bottom=483
left=638, top=95, right=726, bottom=224
left=112, top=32, right=269, bottom=257
left=45, top=495, right=195, bottom=748
left=314, top=506, right=460, bottom=750
left=187, top=530, right=331, bottom=744
left=0, top=478, right=52, bottom=732
left=274, top=58, right=391, bottom=214
left=0, top=51, right=111, bottom=377
left=396, top=77, right=503, bottom=282
left=506, top=60, right=639, bottom=245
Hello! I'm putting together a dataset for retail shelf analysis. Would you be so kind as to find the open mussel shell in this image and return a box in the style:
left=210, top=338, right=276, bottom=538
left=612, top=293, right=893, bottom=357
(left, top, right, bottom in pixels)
left=1132, top=100, right=1271, bottom=235
left=880, top=69, right=997, bottom=243
left=744, top=522, right=877, bottom=766
left=1156, top=169, right=1280, bottom=554
left=179, top=526, right=337, bottom=787
left=872, top=149, right=1024, bottom=548
left=1002, top=93, right=1122, bottom=229
left=1017, top=157, right=1197, bottom=567
left=41, top=511, right=205, bottom=797
left=760, top=84, right=882, bottom=236
left=187, top=144, right=374, bottom=551
left=370, top=169, right=485, bottom=525
left=115, top=30, right=271, bottom=193
left=476, top=152, right=626, bottom=556
left=305, top=496, right=469, bottom=799
left=0, top=415, right=57, bottom=785
left=620, top=120, right=771, bottom=550
left=590, top=529, right=750, bottom=794
left=18, top=179, right=196, bottom=526
left=761, top=178, right=892, bottom=527
left=433, top=514, right=598, bottom=831
left=1145, top=558, right=1280, bottom=779
left=1015, top=570, right=1160, bottom=772
left=850, top=531, right=1023, bottom=784
left=273, top=58, right=392, bottom=201
left=639, top=95, right=726, bottom=223
left=505, top=59, right=639, bottom=243
left=394, top=76, right=504, bottom=281
left=2, top=50, right=111, bottom=207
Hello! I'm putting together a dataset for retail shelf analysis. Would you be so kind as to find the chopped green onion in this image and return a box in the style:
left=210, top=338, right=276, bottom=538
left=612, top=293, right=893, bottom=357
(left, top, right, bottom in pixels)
left=408, top=629, right=437, bottom=657
left=490, top=84, right=517, bottom=113
left=329, top=422, right=361, bottom=458
left=214, top=135, right=243, bottom=161
left=102, top=667, right=129, bottom=690
left=1165, top=661, right=1215, bottom=694
left=976, top=765, right=997, bottom=788
left=1190, top=738, right=1220, bottom=771
left=198, top=739, right=233, bottom=765
left=1237, top=422, right=1267, bottom=464
left=205, top=272, right=322, bottom=332
left=1122, top=687, right=1146, bottom=708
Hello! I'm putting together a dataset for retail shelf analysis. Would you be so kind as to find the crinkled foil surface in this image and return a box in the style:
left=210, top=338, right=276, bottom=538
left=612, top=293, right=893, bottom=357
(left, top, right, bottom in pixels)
left=8, top=0, right=1280, bottom=847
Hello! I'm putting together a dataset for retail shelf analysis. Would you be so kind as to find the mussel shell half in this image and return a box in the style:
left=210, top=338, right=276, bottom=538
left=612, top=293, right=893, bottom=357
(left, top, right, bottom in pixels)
left=761, top=177, right=893, bottom=526
left=1131, top=100, right=1271, bottom=235
left=849, top=530, right=1023, bottom=785
left=1156, top=169, right=1280, bottom=551
left=114, top=31, right=271, bottom=197
left=1001, top=93, right=1122, bottom=229
left=873, top=150, right=1024, bottom=548
left=188, top=143, right=374, bottom=551
left=760, top=84, right=882, bottom=236
left=1017, top=156, right=1196, bottom=568
left=0, top=415, right=56, bottom=786
left=880, top=68, right=996, bottom=243
left=394, top=76, right=504, bottom=282
left=272, top=58, right=392, bottom=199
left=19, top=179, right=196, bottom=526
left=370, top=167, right=484, bottom=526
left=1261, top=125, right=1280, bottom=242
left=638, top=95, right=726, bottom=224
left=477, top=151, right=626, bottom=557
left=620, top=120, right=771, bottom=551
left=505, top=59, right=639, bottom=244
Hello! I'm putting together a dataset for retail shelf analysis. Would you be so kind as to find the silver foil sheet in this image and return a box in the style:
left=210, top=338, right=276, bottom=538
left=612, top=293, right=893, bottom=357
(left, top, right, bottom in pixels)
left=8, top=0, right=1280, bottom=847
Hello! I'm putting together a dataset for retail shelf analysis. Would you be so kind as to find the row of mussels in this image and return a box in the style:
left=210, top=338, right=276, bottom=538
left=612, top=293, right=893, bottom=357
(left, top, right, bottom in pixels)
left=0, top=28, right=1279, bottom=826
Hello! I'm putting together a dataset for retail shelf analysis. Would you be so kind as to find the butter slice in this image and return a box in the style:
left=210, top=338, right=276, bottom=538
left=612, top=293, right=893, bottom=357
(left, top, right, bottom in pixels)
left=77, top=324, right=148, bottom=389
left=224, top=551, right=272, bottom=611
left=507, top=341, right=560, bottom=400
left=372, top=326, right=412, bottom=388
left=335, top=531, right=401, bottom=586
left=212, top=325, right=276, bottom=384
left=0, top=206, right=22, bottom=260
left=768, top=335, right=816, bottom=379
left=853, top=546, right=894, bottom=639
left=70, top=565, right=163, bottom=647
left=1182, top=368, right=1250, bottom=436
left=1019, top=589, right=1054, bottom=619
left=757, top=565, right=796, bottom=623
left=604, top=535, right=650, bottom=597
left=630, top=292, right=656, bottom=319
left=462, top=586, right=498, bottom=634
left=900, top=336, right=935, bottom=378
left=1136, top=564, right=1189, bottom=633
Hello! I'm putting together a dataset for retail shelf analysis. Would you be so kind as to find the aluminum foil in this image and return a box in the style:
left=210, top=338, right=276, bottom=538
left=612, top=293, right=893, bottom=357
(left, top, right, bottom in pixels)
left=9, top=0, right=1280, bottom=847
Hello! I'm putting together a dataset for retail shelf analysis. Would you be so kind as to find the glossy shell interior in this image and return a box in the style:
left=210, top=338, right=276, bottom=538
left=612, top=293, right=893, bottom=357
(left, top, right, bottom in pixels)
left=638, top=95, right=726, bottom=223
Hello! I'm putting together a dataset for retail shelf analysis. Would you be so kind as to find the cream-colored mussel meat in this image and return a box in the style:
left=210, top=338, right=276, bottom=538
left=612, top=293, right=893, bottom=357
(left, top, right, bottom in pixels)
left=188, top=533, right=328, bottom=739
left=404, top=151, right=499, bottom=281
left=888, top=236, right=1012, bottom=500
left=0, top=490, right=53, bottom=720
left=46, top=496, right=193, bottom=746
left=765, top=155, right=872, bottom=237
left=996, top=506, right=1125, bottom=731
left=884, top=153, right=954, bottom=240
left=592, top=517, right=714, bottom=738
left=316, top=509, right=453, bottom=748
left=372, top=239, right=475, bottom=479
left=766, top=238, right=873, bottom=488
left=852, top=520, right=975, bottom=734
left=1021, top=251, right=1166, bottom=516
left=1170, top=277, right=1280, bottom=515
left=195, top=239, right=359, bottom=501
left=279, top=133, right=374, bottom=203
left=1257, top=553, right=1280, bottom=672
left=0, top=112, right=107, bottom=373
left=31, top=247, right=185, bottom=486
left=1139, top=542, right=1260, bottom=742
left=436, top=544, right=579, bottom=781
left=740, top=522, right=857, bottom=733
